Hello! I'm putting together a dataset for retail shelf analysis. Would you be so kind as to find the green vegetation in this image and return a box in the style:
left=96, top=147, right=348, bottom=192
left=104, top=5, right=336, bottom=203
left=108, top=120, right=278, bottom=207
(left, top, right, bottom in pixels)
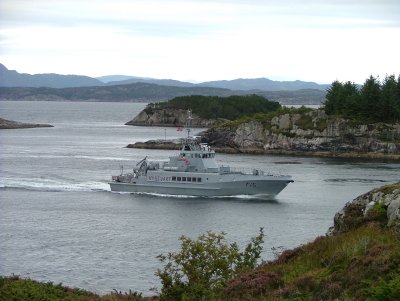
left=156, top=229, right=264, bottom=301
left=294, top=115, right=314, bottom=130
left=238, top=224, right=400, bottom=301
left=217, top=106, right=313, bottom=129
left=323, top=74, right=400, bottom=123
left=0, top=275, right=145, bottom=300
left=151, top=94, right=281, bottom=120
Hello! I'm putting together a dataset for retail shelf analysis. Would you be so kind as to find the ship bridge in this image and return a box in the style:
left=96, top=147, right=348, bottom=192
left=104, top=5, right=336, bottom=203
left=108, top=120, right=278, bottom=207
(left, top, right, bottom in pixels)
left=163, top=139, right=219, bottom=173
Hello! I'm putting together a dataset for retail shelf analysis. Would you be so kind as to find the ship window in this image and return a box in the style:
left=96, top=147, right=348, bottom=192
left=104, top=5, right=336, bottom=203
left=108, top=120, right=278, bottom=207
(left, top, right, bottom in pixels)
left=172, top=176, right=176, bottom=181
left=177, top=177, right=181, bottom=181
left=182, top=177, right=186, bottom=182
left=187, top=177, right=191, bottom=182
left=197, top=178, right=202, bottom=182
left=192, top=177, right=196, bottom=182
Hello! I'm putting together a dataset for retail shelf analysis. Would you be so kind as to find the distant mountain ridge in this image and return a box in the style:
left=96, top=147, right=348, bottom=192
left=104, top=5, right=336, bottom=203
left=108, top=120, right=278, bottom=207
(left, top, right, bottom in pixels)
left=106, top=78, right=196, bottom=88
left=0, top=63, right=328, bottom=91
left=199, top=78, right=329, bottom=91
left=0, top=64, right=327, bottom=104
left=0, top=63, right=102, bottom=88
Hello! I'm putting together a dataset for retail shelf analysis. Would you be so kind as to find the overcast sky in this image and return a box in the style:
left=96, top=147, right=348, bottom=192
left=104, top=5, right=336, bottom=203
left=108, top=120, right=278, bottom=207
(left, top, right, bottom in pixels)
left=0, top=0, right=399, bottom=83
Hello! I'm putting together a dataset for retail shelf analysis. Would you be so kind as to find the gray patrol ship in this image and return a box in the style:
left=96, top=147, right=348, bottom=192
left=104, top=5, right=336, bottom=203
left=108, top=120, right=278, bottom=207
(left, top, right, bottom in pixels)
left=110, top=111, right=293, bottom=197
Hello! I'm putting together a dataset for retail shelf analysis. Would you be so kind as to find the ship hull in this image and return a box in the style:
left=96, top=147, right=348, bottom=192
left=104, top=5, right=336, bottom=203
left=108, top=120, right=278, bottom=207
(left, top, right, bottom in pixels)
left=109, top=176, right=292, bottom=198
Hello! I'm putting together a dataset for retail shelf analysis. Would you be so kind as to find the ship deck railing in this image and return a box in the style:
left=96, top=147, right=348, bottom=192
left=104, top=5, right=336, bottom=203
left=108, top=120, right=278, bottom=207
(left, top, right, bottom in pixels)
left=220, top=167, right=289, bottom=177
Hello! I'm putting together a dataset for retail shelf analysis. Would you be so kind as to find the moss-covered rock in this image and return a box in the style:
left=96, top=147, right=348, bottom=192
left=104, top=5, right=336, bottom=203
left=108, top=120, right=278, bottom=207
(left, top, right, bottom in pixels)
left=330, top=182, right=400, bottom=235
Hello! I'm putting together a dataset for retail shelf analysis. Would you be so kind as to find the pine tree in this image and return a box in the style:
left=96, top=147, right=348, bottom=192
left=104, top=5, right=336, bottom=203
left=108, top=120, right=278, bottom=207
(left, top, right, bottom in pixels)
left=359, top=76, right=381, bottom=122
left=324, top=80, right=344, bottom=115
left=381, top=75, right=400, bottom=122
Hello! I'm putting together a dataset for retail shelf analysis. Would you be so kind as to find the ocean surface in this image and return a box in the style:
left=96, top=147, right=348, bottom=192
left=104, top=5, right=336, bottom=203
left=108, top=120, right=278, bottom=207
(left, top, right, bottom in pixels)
left=0, top=101, right=399, bottom=295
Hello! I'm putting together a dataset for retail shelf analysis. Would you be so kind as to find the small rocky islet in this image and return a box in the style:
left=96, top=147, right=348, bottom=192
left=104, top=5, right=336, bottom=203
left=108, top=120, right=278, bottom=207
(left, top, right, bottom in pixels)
left=0, top=117, right=53, bottom=129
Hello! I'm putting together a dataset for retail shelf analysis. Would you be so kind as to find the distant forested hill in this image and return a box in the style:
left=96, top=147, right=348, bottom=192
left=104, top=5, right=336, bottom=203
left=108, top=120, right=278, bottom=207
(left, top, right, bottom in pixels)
left=0, top=83, right=234, bottom=102
left=199, top=77, right=329, bottom=91
left=150, top=94, right=281, bottom=120
left=0, top=83, right=326, bottom=104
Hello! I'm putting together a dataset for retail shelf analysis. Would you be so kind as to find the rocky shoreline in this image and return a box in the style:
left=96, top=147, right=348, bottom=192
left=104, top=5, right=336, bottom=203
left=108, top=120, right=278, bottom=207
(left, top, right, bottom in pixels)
left=125, top=108, right=223, bottom=127
left=127, top=139, right=400, bottom=160
left=0, top=118, right=53, bottom=129
left=125, top=108, right=400, bottom=160
left=330, top=181, right=400, bottom=234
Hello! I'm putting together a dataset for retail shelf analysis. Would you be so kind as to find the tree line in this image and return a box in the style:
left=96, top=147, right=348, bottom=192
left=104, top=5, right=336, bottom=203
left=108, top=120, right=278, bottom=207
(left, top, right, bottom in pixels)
left=323, top=75, right=400, bottom=123
left=156, top=94, right=281, bottom=120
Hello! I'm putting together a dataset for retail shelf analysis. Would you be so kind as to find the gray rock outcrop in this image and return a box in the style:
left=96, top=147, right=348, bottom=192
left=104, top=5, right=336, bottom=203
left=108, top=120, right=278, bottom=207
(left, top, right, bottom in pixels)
left=125, top=108, right=220, bottom=127
left=201, top=110, right=400, bottom=158
left=329, top=182, right=400, bottom=235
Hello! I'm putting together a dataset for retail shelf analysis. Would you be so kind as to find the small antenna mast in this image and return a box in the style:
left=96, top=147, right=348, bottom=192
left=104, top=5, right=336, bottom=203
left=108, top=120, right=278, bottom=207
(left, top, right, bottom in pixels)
left=186, top=109, right=192, bottom=138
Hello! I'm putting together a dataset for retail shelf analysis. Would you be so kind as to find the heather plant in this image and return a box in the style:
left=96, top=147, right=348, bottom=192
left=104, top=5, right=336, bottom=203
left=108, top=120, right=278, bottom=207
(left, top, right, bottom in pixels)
left=221, top=270, right=283, bottom=300
left=156, top=228, right=264, bottom=301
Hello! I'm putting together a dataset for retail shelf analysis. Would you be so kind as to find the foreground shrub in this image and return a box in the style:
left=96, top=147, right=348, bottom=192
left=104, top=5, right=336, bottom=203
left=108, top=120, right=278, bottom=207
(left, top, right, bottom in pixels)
left=366, top=273, right=400, bottom=301
left=156, top=228, right=264, bottom=301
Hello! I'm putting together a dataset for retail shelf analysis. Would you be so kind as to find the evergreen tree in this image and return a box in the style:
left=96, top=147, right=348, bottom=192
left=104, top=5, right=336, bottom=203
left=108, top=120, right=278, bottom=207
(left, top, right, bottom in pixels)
left=324, top=80, right=344, bottom=115
left=381, top=75, right=400, bottom=122
left=359, top=75, right=381, bottom=121
left=342, top=81, right=360, bottom=119
left=324, top=74, right=399, bottom=123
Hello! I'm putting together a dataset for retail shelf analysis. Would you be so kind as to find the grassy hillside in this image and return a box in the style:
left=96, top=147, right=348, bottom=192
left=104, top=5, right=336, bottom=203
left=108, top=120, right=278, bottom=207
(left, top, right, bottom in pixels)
left=0, top=276, right=148, bottom=301
left=222, top=224, right=400, bottom=300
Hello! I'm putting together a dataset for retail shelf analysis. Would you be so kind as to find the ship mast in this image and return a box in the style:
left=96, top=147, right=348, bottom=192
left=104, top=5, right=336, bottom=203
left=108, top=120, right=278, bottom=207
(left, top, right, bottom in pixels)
left=185, top=109, right=192, bottom=139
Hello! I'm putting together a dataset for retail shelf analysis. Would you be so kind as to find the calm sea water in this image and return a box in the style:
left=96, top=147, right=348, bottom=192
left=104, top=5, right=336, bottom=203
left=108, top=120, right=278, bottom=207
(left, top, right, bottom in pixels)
left=0, top=101, right=399, bottom=295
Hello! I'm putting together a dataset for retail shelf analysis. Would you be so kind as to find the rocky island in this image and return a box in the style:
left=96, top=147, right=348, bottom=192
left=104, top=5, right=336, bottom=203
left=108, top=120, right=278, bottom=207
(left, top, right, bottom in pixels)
left=200, top=108, right=400, bottom=159
left=127, top=108, right=400, bottom=160
left=127, top=76, right=400, bottom=160
left=125, top=107, right=220, bottom=127
left=0, top=118, right=53, bottom=129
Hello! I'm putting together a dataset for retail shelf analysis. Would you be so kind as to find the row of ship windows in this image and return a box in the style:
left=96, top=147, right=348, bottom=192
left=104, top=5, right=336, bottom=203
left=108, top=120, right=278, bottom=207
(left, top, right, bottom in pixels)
left=182, top=153, right=215, bottom=159
left=172, top=176, right=202, bottom=182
